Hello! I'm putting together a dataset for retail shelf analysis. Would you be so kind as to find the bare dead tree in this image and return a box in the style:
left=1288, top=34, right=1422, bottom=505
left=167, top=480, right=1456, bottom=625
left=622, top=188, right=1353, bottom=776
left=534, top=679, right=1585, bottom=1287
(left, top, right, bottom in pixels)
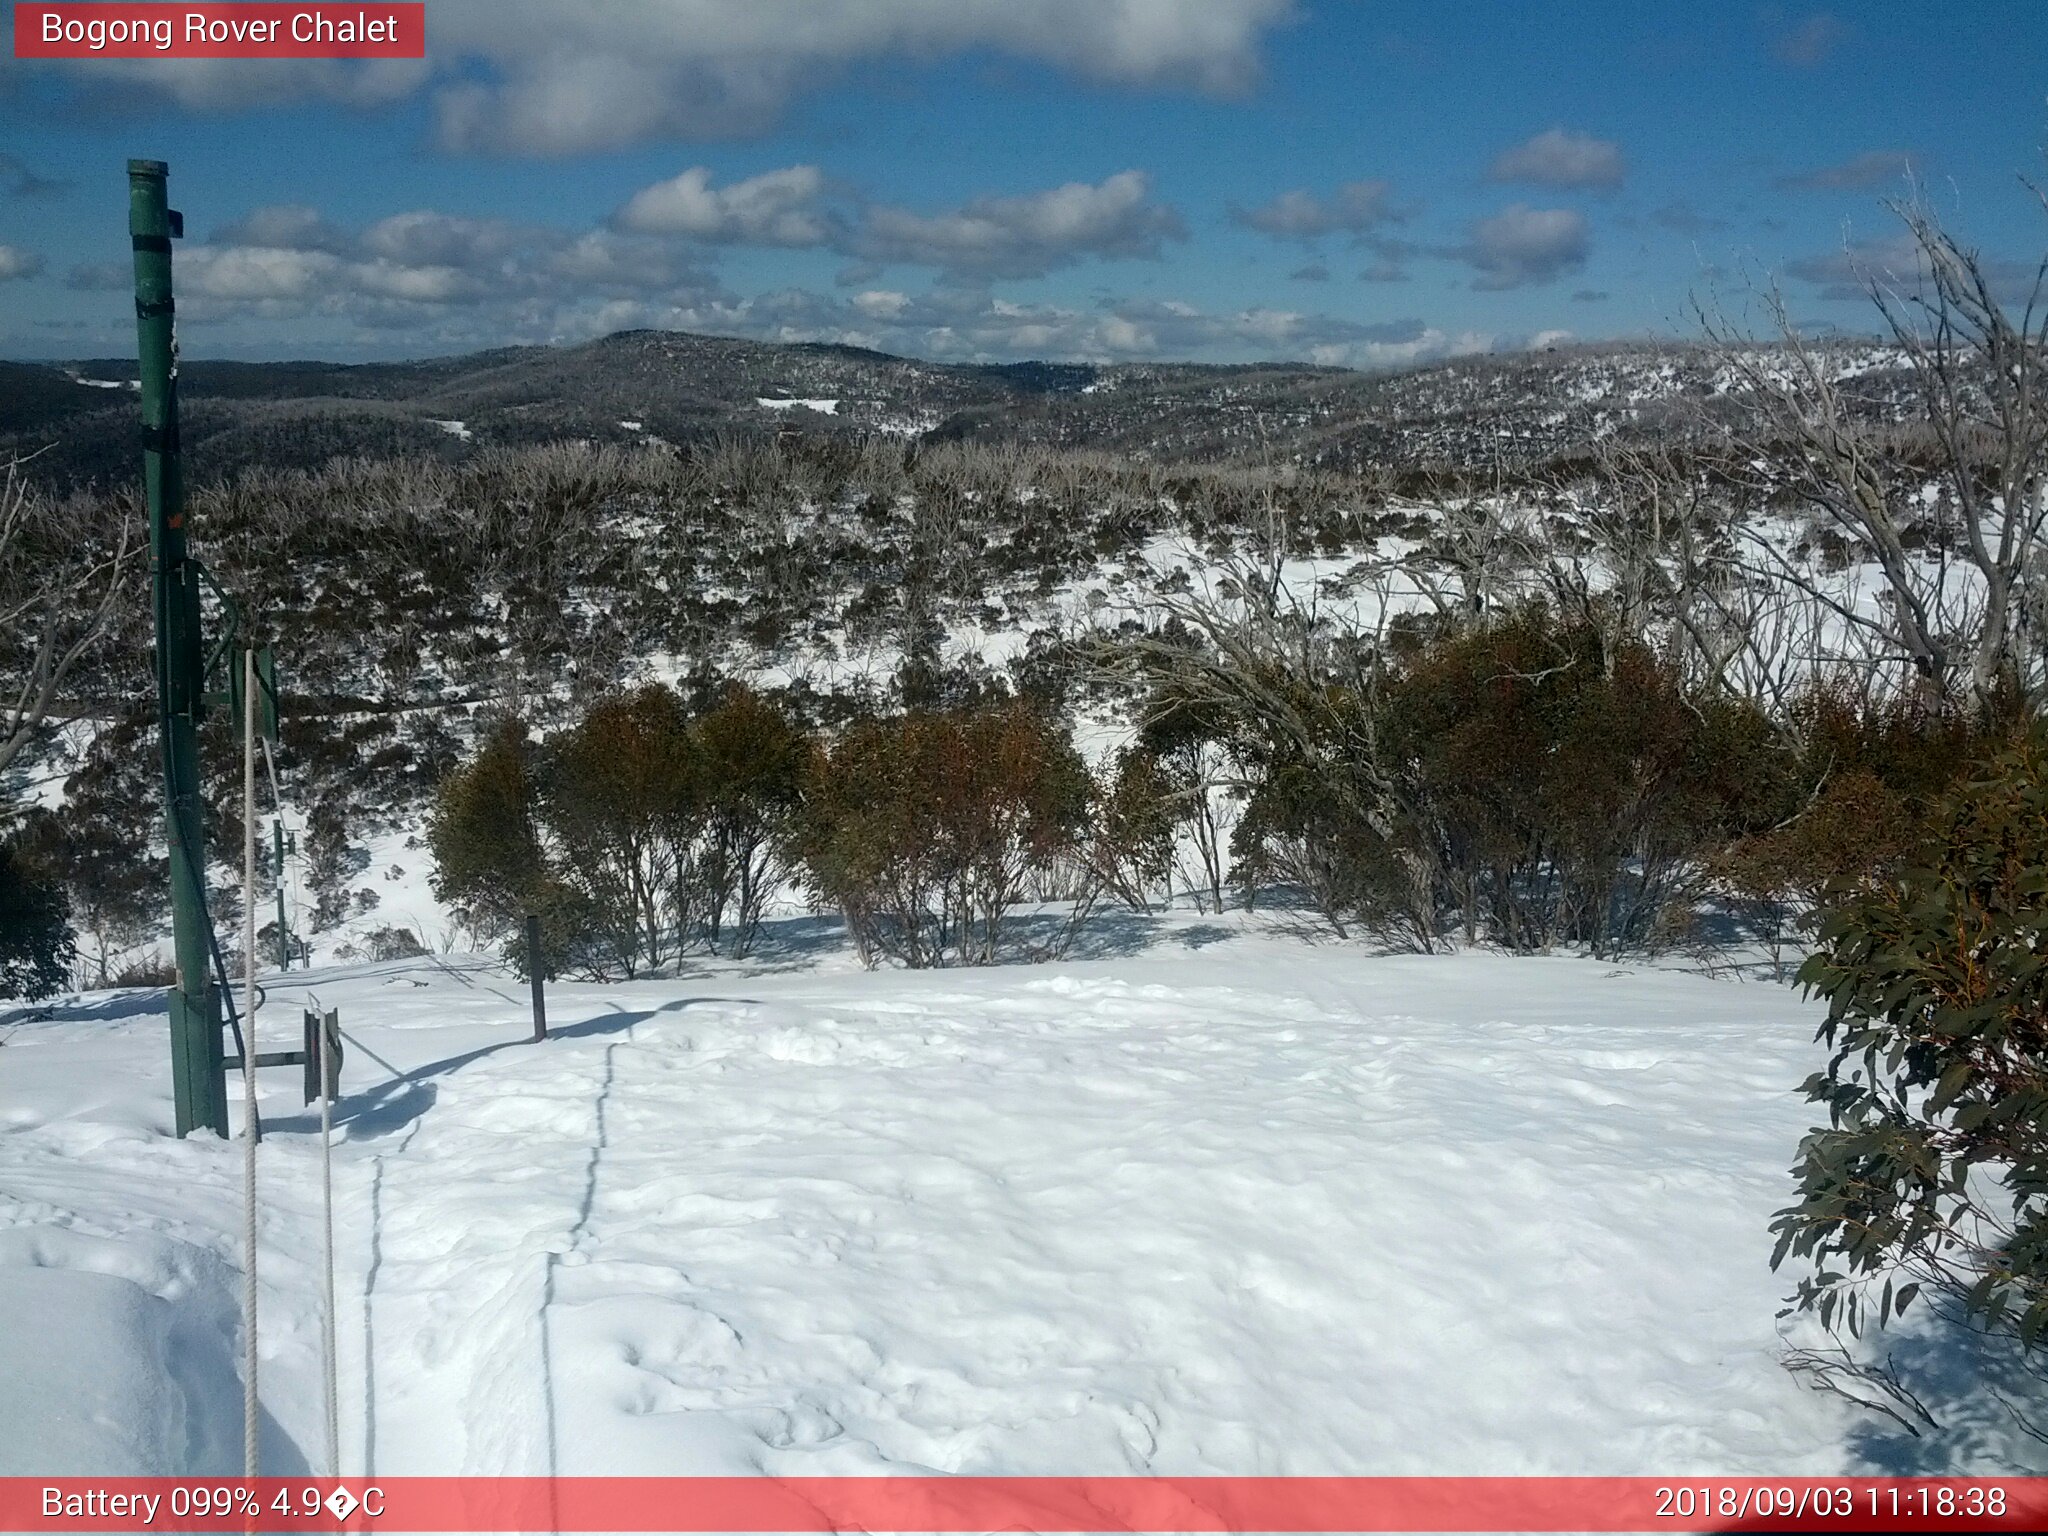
left=1085, top=543, right=1446, bottom=947
left=0, top=456, right=136, bottom=782
left=1700, top=193, right=2048, bottom=714
left=1550, top=440, right=1838, bottom=730
left=1876, top=197, right=2048, bottom=707
left=1408, top=448, right=1545, bottom=633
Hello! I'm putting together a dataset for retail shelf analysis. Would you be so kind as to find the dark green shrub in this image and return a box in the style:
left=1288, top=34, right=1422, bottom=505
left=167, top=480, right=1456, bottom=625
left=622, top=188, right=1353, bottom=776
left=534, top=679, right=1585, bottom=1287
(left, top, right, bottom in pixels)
left=362, top=924, right=429, bottom=963
left=427, top=715, right=549, bottom=943
left=1139, top=694, right=1243, bottom=914
left=1377, top=606, right=1786, bottom=953
left=0, top=837, right=73, bottom=1001
left=110, top=950, right=175, bottom=988
left=1773, top=729, right=2048, bottom=1366
left=1715, top=689, right=2016, bottom=969
left=1224, top=604, right=1786, bottom=953
left=1088, top=746, right=1177, bottom=913
left=1232, top=755, right=1400, bottom=938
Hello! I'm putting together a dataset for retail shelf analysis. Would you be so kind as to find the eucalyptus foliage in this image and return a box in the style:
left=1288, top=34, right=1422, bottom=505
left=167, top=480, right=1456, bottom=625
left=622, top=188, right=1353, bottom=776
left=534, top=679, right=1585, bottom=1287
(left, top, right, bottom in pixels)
left=1773, top=729, right=2048, bottom=1353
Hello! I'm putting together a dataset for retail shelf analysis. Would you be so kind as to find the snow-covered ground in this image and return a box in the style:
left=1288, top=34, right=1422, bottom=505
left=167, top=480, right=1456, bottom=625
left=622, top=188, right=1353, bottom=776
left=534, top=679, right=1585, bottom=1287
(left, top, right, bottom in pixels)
left=5, top=910, right=2037, bottom=1478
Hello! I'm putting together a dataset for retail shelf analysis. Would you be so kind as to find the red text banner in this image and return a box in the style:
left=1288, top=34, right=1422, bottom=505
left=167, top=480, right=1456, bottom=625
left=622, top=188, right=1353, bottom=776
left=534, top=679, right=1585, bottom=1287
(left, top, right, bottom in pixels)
left=3, top=1477, right=2047, bottom=1533
left=14, top=5, right=425, bottom=59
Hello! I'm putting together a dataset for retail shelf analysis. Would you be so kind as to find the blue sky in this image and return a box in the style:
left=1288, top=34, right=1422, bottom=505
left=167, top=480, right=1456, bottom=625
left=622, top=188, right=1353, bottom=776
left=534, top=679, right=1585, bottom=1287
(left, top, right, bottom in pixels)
left=1, top=0, right=2044, bottom=366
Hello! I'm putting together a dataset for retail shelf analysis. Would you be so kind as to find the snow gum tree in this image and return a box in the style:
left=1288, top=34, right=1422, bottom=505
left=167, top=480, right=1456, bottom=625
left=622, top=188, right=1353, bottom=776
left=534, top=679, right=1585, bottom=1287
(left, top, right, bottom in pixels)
left=540, top=685, right=701, bottom=976
left=693, top=685, right=807, bottom=958
left=429, top=685, right=817, bottom=977
left=427, top=714, right=550, bottom=940
left=798, top=703, right=1090, bottom=967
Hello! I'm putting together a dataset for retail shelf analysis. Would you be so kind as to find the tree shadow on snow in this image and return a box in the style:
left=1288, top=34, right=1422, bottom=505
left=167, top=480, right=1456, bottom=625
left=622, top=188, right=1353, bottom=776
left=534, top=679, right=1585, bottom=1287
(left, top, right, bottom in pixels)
left=1004, top=907, right=1237, bottom=960
left=741, top=906, right=1239, bottom=970
left=742, top=912, right=858, bottom=968
left=2, top=989, right=170, bottom=1029
left=1834, top=1317, right=2048, bottom=1475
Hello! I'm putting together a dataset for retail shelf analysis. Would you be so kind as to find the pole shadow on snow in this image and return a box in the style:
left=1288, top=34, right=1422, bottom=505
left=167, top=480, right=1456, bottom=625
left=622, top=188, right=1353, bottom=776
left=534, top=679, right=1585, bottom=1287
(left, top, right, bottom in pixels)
left=261, top=995, right=756, bottom=1141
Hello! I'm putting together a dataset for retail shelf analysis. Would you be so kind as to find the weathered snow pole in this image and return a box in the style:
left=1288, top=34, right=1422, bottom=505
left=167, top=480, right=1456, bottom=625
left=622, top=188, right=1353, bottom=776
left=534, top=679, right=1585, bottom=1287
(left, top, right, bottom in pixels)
left=131, top=158, right=227, bottom=1138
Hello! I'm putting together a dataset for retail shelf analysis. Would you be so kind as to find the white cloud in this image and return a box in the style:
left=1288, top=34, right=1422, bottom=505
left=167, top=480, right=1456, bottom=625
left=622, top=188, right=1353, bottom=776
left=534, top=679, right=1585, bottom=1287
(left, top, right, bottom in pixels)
left=1488, top=129, right=1624, bottom=190
left=212, top=204, right=354, bottom=253
left=1459, top=205, right=1589, bottom=290
left=0, top=244, right=45, bottom=281
left=851, top=171, right=1185, bottom=277
left=851, top=289, right=912, bottom=319
left=359, top=211, right=546, bottom=268
left=1307, top=327, right=1492, bottom=369
left=434, top=0, right=1292, bottom=153
left=39, top=1, right=1292, bottom=156
left=172, top=201, right=712, bottom=325
left=613, top=165, right=833, bottom=246
left=608, top=165, right=1181, bottom=277
left=140, top=186, right=1520, bottom=371
left=349, top=258, right=490, bottom=306
left=1232, top=180, right=1397, bottom=239
left=546, top=231, right=707, bottom=294
left=31, top=53, right=428, bottom=115
left=1781, top=230, right=2038, bottom=306
left=181, top=245, right=342, bottom=303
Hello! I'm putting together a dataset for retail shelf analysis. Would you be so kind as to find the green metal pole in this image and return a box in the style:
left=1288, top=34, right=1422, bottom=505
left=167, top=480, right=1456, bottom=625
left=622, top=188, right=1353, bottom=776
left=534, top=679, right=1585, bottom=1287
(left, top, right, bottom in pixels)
left=131, top=159, right=226, bottom=1138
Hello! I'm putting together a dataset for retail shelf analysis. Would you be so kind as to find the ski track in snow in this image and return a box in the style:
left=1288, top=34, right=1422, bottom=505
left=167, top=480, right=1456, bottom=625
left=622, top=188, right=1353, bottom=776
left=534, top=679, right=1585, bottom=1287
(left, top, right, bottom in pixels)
left=2, top=921, right=2038, bottom=1475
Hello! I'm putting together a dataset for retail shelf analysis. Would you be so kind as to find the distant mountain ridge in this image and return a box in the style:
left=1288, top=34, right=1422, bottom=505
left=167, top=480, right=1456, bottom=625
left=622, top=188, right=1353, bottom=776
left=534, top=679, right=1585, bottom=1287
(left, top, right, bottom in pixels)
left=0, top=328, right=1908, bottom=488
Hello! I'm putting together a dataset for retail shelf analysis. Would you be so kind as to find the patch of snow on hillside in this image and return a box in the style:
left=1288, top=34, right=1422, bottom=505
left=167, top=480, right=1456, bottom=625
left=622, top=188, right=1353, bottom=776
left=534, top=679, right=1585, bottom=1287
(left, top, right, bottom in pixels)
left=428, top=419, right=471, bottom=441
left=871, top=412, right=941, bottom=438
left=757, top=398, right=840, bottom=415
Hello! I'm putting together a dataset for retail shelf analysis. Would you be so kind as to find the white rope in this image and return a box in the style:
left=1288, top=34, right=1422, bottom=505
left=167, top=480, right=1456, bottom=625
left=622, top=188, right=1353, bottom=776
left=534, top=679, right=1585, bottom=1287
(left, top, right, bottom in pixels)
left=259, top=732, right=281, bottom=805
left=318, top=1006, right=340, bottom=1475
left=240, top=647, right=261, bottom=1479
left=261, top=700, right=337, bottom=1474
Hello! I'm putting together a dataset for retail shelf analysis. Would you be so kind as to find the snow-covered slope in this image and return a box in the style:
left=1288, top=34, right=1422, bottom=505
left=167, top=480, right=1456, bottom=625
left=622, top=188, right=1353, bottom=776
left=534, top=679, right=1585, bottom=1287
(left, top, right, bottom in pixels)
left=4, top=912, right=2033, bottom=1477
